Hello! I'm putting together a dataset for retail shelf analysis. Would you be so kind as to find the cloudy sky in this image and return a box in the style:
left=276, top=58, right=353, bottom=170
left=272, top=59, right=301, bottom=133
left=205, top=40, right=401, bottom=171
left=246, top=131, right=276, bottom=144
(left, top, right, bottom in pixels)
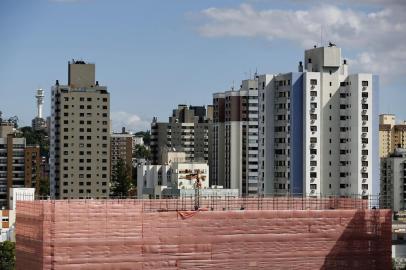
left=0, top=0, right=405, bottom=131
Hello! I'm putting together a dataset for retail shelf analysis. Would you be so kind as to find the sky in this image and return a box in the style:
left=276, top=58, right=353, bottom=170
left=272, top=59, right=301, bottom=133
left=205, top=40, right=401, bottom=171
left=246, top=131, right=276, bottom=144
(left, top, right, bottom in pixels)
left=0, top=0, right=405, bottom=132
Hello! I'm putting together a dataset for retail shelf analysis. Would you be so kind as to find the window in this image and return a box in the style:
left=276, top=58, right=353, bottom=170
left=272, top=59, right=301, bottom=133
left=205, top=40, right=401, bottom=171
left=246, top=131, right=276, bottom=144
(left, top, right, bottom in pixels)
left=329, top=82, right=332, bottom=86
left=310, top=114, right=317, bottom=120
left=310, top=149, right=317, bottom=154
left=362, top=150, right=368, bottom=155
left=310, top=184, right=317, bottom=189
left=310, top=126, right=317, bottom=132
left=80, top=105, right=84, bottom=109
left=361, top=173, right=368, bottom=178
left=362, top=92, right=368, bottom=98
left=310, top=160, right=317, bottom=166
left=362, top=115, right=368, bottom=121
left=310, top=103, right=317, bottom=109
left=362, top=161, right=368, bottom=166
left=310, top=91, right=317, bottom=97
left=310, top=137, right=317, bottom=143
left=310, top=79, right=317, bottom=85
left=362, top=138, right=368, bottom=144
left=310, top=172, right=317, bottom=178
left=362, top=184, right=368, bottom=190
left=362, top=127, right=368, bottom=132
left=362, top=104, right=368, bottom=109
left=80, top=97, right=84, bottom=101
left=87, top=97, right=92, bottom=101
left=362, top=81, right=368, bottom=87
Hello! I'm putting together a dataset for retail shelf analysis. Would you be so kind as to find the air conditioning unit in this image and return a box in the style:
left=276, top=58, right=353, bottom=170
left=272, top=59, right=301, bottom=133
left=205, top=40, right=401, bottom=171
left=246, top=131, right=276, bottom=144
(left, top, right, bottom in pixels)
left=362, top=86, right=367, bottom=91
left=362, top=167, right=367, bottom=172
left=311, top=119, right=315, bottom=124
left=362, top=156, right=367, bottom=160
left=310, top=189, right=315, bottom=193
left=310, top=177, right=315, bottom=182
left=311, top=85, right=315, bottom=89
left=362, top=109, right=367, bottom=114
left=362, top=133, right=367, bottom=138
left=311, top=96, right=316, bottom=101
left=362, top=98, right=367, bottom=103
left=311, top=154, right=315, bottom=159
left=362, top=144, right=367, bottom=148
left=362, top=178, right=367, bottom=183
left=311, top=167, right=315, bottom=171
left=362, top=121, right=367, bottom=125
left=310, top=108, right=316, bottom=113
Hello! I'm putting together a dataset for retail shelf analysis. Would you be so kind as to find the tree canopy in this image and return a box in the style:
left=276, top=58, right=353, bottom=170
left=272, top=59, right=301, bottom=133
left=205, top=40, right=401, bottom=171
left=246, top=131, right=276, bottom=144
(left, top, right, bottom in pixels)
left=110, top=159, right=133, bottom=197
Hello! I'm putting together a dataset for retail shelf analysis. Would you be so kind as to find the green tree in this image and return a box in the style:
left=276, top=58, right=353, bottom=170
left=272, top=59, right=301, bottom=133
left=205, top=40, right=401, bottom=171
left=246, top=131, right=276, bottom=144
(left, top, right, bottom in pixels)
left=134, top=131, right=150, bottom=146
left=0, top=241, right=15, bottom=270
left=110, top=159, right=133, bottom=197
left=18, top=126, right=49, bottom=157
left=39, top=176, right=50, bottom=197
left=133, top=144, right=151, bottom=160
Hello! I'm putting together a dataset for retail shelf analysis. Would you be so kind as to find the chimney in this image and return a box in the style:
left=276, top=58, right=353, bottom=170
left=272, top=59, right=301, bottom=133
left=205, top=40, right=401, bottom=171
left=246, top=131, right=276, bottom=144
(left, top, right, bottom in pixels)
left=122, top=127, right=126, bottom=134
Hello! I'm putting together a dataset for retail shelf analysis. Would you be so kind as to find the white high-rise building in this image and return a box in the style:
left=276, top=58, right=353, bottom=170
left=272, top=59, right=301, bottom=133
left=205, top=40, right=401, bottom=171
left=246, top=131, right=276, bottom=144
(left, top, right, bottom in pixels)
left=212, top=79, right=260, bottom=196
left=257, top=45, right=379, bottom=197
left=50, top=60, right=110, bottom=199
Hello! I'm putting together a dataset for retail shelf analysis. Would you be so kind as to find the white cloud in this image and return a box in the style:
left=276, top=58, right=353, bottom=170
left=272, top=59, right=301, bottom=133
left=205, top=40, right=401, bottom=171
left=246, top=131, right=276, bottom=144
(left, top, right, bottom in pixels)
left=198, top=3, right=406, bottom=81
left=110, top=111, right=150, bottom=132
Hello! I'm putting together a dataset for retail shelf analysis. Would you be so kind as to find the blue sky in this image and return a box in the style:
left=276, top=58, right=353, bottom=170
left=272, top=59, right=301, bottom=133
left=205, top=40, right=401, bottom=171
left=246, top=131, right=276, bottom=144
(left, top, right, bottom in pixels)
left=0, top=0, right=405, bottom=131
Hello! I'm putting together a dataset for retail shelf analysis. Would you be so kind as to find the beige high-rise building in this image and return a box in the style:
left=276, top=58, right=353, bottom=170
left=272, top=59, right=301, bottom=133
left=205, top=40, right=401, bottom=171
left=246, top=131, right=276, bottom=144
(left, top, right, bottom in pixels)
left=379, top=114, right=406, bottom=158
left=50, top=60, right=110, bottom=199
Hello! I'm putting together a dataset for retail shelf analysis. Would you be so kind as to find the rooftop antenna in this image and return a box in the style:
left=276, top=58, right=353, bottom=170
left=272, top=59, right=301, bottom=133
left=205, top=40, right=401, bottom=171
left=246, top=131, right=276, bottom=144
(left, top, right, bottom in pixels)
left=231, top=80, right=235, bottom=91
left=320, top=25, right=323, bottom=47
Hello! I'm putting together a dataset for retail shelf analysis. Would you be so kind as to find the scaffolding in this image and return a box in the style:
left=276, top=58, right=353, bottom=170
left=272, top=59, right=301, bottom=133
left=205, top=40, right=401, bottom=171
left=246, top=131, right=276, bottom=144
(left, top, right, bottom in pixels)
left=16, top=197, right=392, bottom=269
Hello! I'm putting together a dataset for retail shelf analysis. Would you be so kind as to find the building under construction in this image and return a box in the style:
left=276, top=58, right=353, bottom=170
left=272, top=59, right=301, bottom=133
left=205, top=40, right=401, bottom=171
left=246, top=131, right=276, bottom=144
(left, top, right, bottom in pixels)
left=16, top=196, right=391, bottom=269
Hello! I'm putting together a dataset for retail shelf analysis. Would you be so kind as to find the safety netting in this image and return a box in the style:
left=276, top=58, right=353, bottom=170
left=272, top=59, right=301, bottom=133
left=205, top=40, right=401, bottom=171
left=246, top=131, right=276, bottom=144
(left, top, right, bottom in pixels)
left=16, top=198, right=391, bottom=269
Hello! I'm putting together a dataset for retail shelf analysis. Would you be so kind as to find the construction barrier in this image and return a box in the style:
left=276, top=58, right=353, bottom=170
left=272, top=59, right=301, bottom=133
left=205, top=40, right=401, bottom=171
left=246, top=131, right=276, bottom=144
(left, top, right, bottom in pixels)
left=16, top=199, right=391, bottom=269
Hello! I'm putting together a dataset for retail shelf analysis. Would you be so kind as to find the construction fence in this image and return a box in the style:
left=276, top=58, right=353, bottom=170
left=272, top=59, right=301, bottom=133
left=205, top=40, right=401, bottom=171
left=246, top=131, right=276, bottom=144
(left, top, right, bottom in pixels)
left=16, top=197, right=392, bottom=269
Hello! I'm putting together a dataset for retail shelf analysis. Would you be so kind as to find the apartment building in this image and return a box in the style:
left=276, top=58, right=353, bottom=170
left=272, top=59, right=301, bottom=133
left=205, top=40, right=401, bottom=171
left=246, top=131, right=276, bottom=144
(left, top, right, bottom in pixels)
left=150, top=105, right=211, bottom=164
left=0, top=125, right=40, bottom=207
left=212, top=79, right=260, bottom=195
left=381, top=148, right=406, bottom=212
left=257, top=45, right=379, bottom=197
left=379, top=114, right=406, bottom=158
left=111, top=128, right=133, bottom=180
left=50, top=60, right=110, bottom=199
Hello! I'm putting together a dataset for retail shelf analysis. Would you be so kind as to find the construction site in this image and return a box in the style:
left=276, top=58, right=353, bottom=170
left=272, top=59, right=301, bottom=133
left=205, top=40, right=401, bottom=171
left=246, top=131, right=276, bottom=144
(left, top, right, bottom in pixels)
left=16, top=196, right=392, bottom=269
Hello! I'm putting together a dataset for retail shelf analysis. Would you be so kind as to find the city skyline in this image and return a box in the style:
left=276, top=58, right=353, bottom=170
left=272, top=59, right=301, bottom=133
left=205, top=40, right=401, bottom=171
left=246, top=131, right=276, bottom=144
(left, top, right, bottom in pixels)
left=1, top=0, right=405, bottom=132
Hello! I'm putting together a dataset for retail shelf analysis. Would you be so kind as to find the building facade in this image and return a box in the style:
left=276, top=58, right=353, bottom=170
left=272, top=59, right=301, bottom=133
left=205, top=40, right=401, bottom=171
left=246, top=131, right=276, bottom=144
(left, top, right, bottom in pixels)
left=150, top=105, right=211, bottom=164
left=379, top=114, right=406, bottom=158
left=137, top=151, right=209, bottom=198
left=50, top=60, right=110, bottom=199
left=0, top=132, right=40, bottom=207
left=381, top=149, right=406, bottom=212
left=111, top=128, right=133, bottom=180
left=257, top=46, right=379, bottom=197
left=212, top=79, right=260, bottom=196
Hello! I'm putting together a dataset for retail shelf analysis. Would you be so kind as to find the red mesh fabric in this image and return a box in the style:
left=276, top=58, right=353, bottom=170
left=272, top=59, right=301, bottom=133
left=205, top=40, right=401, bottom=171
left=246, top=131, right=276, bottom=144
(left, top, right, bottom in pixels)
left=16, top=199, right=391, bottom=269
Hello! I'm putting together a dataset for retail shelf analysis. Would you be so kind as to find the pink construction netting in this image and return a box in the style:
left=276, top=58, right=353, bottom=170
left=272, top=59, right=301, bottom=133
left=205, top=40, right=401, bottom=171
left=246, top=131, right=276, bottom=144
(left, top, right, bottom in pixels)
left=16, top=199, right=391, bottom=270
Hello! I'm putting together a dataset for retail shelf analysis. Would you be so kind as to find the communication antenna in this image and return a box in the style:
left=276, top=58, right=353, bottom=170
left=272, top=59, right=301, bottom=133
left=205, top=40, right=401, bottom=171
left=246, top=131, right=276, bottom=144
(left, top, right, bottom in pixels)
left=320, top=25, right=323, bottom=47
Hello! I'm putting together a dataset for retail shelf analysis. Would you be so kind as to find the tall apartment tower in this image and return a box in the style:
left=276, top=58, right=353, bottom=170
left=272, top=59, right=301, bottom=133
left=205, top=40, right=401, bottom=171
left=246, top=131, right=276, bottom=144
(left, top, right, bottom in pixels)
left=380, top=148, right=406, bottom=211
left=212, top=79, right=259, bottom=195
left=111, top=127, right=133, bottom=181
left=379, top=114, right=406, bottom=158
left=0, top=122, right=40, bottom=207
left=150, top=105, right=211, bottom=165
left=258, top=45, right=379, bottom=197
left=50, top=60, right=110, bottom=199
